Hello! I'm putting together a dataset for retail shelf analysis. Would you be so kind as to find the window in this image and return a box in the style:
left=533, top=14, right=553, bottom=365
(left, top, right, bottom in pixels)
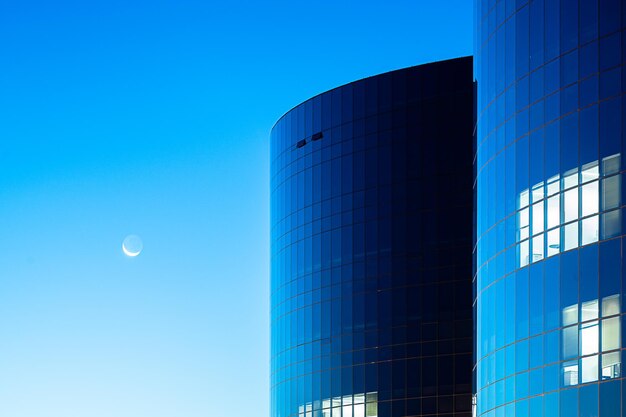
left=601, top=317, right=620, bottom=351
left=562, top=325, right=579, bottom=359
left=580, top=321, right=599, bottom=355
left=581, top=355, right=598, bottom=383
left=519, top=208, right=530, bottom=241
left=562, top=360, right=579, bottom=386
left=602, top=154, right=620, bottom=175
left=533, top=201, right=544, bottom=234
left=581, top=300, right=599, bottom=322
left=581, top=181, right=599, bottom=216
left=581, top=162, right=599, bottom=183
left=520, top=241, right=530, bottom=267
left=602, top=176, right=620, bottom=210
left=563, top=169, right=579, bottom=189
left=532, top=234, right=544, bottom=262
left=581, top=215, right=599, bottom=245
left=547, top=229, right=560, bottom=257
left=602, top=294, right=620, bottom=317
left=563, top=223, right=578, bottom=251
left=547, top=195, right=560, bottom=228
left=563, top=189, right=578, bottom=222
left=601, top=352, right=621, bottom=380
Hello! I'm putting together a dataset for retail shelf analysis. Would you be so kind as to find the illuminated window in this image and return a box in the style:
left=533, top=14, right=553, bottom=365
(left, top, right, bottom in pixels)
left=563, top=325, right=579, bottom=358
left=580, top=321, right=599, bottom=355
left=602, top=317, right=621, bottom=351
left=602, top=210, right=621, bottom=239
left=581, top=300, right=599, bottom=322
left=602, top=351, right=621, bottom=380
left=603, top=154, right=621, bottom=175
left=563, top=223, right=579, bottom=251
left=519, top=189, right=530, bottom=209
left=602, top=175, right=620, bottom=210
left=563, top=304, right=579, bottom=327
left=532, top=182, right=545, bottom=202
left=515, top=155, right=620, bottom=266
left=519, top=240, right=530, bottom=267
left=547, top=229, right=560, bottom=257
left=547, top=194, right=560, bottom=229
left=581, top=162, right=599, bottom=183
left=581, top=355, right=598, bottom=383
left=533, top=201, right=544, bottom=234
left=547, top=175, right=560, bottom=196
left=532, top=234, right=544, bottom=262
left=563, top=360, right=579, bottom=386
left=563, top=169, right=579, bottom=189
left=519, top=208, right=530, bottom=241
left=563, top=189, right=579, bottom=223
left=581, top=215, right=599, bottom=245
left=581, top=181, right=599, bottom=216
left=602, top=294, right=620, bottom=317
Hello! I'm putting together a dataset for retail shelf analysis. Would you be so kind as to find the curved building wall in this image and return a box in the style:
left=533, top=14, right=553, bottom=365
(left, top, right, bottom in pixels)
left=475, top=1, right=626, bottom=416
left=270, top=57, right=474, bottom=417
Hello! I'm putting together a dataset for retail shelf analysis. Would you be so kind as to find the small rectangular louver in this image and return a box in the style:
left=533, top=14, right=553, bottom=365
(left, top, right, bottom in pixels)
left=312, top=132, right=323, bottom=141
left=296, top=139, right=307, bottom=148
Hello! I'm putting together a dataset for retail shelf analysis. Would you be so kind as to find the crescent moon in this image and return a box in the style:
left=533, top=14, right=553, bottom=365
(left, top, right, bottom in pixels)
left=122, top=243, right=140, bottom=257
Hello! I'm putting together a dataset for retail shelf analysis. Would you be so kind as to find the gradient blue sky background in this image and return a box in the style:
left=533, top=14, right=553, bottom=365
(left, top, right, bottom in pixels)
left=0, top=1, right=472, bottom=416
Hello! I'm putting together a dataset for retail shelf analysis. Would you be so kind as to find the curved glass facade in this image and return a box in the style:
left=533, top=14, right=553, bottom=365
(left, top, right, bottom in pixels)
left=475, top=1, right=626, bottom=416
left=270, top=58, right=474, bottom=417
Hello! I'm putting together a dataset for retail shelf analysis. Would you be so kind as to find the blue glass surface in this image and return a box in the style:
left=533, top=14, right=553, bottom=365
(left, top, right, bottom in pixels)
left=475, top=0, right=626, bottom=415
left=271, top=59, right=474, bottom=417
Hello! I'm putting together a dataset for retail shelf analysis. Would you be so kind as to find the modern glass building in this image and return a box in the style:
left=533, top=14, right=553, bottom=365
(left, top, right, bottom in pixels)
left=270, top=57, right=474, bottom=417
left=474, top=1, right=626, bottom=416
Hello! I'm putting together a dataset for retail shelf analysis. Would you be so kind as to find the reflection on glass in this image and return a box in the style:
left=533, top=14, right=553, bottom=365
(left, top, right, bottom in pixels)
left=581, top=215, right=599, bottom=245
left=602, top=352, right=621, bottom=380
left=547, top=229, right=560, bottom=257
left=580, top=321, right=599, bottom=355
left=581, top=181, right=599, bottom=216
left=581, top=355, right=598, bottom=383
left=563, top=360, right=579, bottom=386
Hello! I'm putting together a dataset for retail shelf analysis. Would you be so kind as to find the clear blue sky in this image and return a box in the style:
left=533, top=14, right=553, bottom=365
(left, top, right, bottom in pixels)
left=0, top=1, right=471, bottom=416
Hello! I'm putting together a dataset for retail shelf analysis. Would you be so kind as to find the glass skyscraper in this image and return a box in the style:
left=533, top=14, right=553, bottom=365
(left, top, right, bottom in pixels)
left=270, top=58, right=474, bottom=417
left=474, top=1, right=626, bottom=416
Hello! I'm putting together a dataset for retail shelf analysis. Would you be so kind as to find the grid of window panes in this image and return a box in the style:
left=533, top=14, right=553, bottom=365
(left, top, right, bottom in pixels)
left=474, top=0, right=626, bottom=416
left=270, top=59, right=474, bottom=417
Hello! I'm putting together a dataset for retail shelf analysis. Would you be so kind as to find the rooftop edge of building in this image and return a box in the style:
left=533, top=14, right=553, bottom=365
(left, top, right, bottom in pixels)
left=270, top=55, right=473, bottom=135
